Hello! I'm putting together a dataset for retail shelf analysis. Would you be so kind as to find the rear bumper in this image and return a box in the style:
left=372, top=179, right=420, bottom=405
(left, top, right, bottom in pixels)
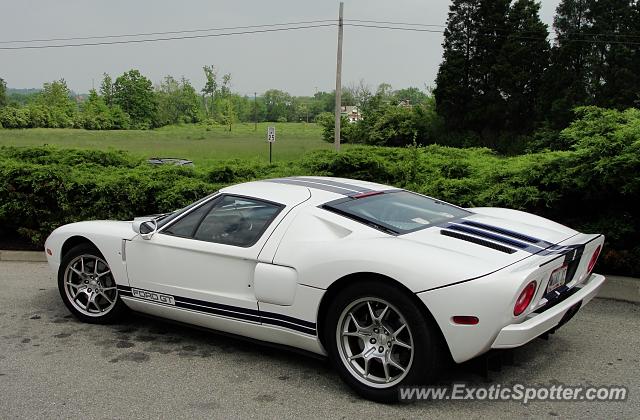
left=491, top=273, right=605, bottom=349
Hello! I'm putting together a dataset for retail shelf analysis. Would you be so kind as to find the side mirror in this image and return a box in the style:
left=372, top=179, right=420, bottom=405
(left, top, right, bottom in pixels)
left=132, top=218, right=157, bottom=240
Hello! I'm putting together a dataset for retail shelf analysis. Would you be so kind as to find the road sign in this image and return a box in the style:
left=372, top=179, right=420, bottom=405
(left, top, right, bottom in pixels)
left=267, top=126, right=276, bottom=143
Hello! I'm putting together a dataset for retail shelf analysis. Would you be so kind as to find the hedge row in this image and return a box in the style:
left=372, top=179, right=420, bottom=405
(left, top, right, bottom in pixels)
left=1, top=138, right=638, bottom=276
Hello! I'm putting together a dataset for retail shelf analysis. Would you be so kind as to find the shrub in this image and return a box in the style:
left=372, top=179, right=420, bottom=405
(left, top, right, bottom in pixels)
left=0, top=125, right=638, bottom=276
left=0, top=107, right=30, bottom=128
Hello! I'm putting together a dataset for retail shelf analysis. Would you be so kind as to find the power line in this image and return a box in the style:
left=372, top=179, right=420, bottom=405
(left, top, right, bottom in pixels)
left=0, top=20, right=336, bottom=45
left=3, top=17, right=640, bottom=51
left=346, top=19, right=445, bottom=29
left=345, top=23, right=443, bottom=34
left=0, top=24, right=336, bottom=50
left=345, top=23, right=640, bottom=46
left=346, top=18, right=640, bottom=40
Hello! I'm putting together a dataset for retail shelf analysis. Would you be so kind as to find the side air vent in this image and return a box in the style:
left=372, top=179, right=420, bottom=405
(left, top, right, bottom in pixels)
left=440, top=230, right=517, bottom=254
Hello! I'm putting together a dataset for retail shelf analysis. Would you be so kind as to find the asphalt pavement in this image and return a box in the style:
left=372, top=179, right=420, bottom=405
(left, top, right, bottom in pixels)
left=0, top=261, right=638, bottom=419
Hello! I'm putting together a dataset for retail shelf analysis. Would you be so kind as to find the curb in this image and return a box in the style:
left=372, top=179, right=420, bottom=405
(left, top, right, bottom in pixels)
left=0, top=250, right=637, bottom=304
left=0, top=250, right=47, bottom=262
left=598, top=275, right=640, bottom=304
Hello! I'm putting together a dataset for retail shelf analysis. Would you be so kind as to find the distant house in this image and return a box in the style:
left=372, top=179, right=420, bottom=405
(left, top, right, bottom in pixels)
left=340, top=105, right=362, bottom=123
left=397, top=99, right=412, bottom=109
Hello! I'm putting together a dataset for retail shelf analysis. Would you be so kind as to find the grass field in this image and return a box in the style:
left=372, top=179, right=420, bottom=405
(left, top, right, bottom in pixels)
left=0, top=123, right=333, bottom=167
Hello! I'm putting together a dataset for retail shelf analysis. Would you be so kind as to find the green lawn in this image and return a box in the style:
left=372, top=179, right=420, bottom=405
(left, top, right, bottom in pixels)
left=0, top=123, right=332, bottom=167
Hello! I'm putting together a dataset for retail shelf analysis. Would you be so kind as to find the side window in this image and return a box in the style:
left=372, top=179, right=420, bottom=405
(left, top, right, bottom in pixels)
left=162, top=199, right=216, bottom=238
left=193, top=196, right=283, bottom=247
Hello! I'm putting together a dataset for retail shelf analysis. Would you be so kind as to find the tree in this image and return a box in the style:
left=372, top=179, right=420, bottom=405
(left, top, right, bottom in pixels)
left=35, top=79, right=76, bottom=127
left=586, top=0, right=639, bottom=109
left=543, top=0, right=592, bottom=128
left=202, top=65, right=219, bottom=117
left=219, top=98, right=237, bottom=131
left=220, top=73, right=232, bottom=98
left=466, top=0, right=510, bottom=136
left=263, top=89, right=297, bottom=122
left=393, top=87, right=428, bottom=105
left=434, top=0, right=483, bottom=132
left=0, top=78, right=7, bottom=108
left=495, top=0, right=550, bottom=133
left=37, top=79, right=76, bottom=115
left=154, top=76, right=201, bottom=126
left=113, top=69, right=155, bottom=128
left=100, top=73, right=114, bottom=106
left=78, top=89, right=114, bottom=129
left=375, top=83, right=394, bottom=100
left=345, top=79, right=372, bottom=107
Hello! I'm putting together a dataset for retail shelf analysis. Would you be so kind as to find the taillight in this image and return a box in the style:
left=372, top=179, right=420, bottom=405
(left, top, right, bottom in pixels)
left=514, top=281, right=537, bottom=316
left=587, top=245, right=602, bottom=273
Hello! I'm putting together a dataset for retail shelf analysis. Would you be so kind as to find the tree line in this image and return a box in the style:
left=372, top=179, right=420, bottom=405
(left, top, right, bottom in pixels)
left=434, top=0, right=640, bottom=149
left=0, top=68, right=368, bottom=130
left=3, top=0, right=640, bottom=154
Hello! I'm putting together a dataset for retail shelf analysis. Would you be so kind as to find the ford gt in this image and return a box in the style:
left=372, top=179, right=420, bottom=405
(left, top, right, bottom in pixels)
left=44, top=176, right=605, bottom=402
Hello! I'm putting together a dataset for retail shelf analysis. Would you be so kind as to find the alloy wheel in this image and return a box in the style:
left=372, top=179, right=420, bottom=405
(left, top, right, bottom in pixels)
left=63, top=254, right=118, bottom=317
left=336, top=297, right=414, bottom=388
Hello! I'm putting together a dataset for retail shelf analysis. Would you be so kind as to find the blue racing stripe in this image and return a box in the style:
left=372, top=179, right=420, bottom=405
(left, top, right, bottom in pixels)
left=460, top=220, right=549, bottom=245
left=444, top=223, right=531, bottom=249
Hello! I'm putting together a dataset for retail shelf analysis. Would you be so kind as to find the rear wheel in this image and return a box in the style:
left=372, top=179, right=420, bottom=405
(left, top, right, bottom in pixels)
left=324, top=280, right=443, bottom=402
left=58, top=243, right=127, bottom=324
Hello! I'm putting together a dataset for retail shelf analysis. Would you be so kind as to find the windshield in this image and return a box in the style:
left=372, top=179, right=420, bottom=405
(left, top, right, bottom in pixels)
left=155, top=191, right=219, bottom=228
left=323, top=191, right=471, bottom=234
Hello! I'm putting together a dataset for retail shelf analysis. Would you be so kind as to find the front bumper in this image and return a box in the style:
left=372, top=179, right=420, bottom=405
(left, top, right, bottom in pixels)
left=491, top=273, right=605, bottom=348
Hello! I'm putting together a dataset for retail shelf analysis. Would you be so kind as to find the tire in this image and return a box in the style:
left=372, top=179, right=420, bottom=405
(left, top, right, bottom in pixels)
left=58, top=243, right=127, bottom=324
left=324, top=280, right=444, bottom=403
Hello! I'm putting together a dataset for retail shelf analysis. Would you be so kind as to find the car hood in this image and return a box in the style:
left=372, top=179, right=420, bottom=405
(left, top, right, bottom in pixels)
left=400, top=208, right=579, bottom=272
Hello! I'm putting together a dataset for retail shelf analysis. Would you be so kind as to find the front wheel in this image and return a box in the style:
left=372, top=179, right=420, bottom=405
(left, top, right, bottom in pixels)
left=58, top=243, right=127, bottom=324
left=324, top=280, right=444, bottom=402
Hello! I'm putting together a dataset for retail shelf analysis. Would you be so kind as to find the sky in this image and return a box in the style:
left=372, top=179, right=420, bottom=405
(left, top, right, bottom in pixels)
left=0, top=0, right=561, bottom=96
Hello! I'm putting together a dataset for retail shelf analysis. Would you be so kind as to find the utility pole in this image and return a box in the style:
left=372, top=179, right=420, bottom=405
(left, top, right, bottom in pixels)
left=254, top=92, right=257, bottom=131
left=334, top=2, right=344, bottom=152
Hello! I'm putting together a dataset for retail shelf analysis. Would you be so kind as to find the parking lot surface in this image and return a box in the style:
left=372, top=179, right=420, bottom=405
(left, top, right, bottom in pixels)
left=1, top=261, right=638, bottom=419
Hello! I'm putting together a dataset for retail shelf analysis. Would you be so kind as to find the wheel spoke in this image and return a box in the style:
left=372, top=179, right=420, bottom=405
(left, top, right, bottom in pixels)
left=98, top=292, right=114, bottom=305
left=73, top=290, right=86, bottom=304
left=382, top=358, right=391, bottom=382
left=80, top=257, right=85, bottom=274
left=86, top=292, right=96, bottom=311
left=342, top=331, right=362, bottom=338
left=70, top=266, right=83, bottom=277
left=349, top=347, right=374, bottom=361
left=349, top=313, right=364, bottom=331
left=393, top=339, right=412, bottom=350
left=363, top=357, right=370, bottom=377
left=392, top=323, right=407, bottom=338
left=101, top=286, right=117, bottom=291
left=377, top=305, right=389, bottom=322
left=67, top=280, right=81, bottom=288
left=388, top=356, right=406, bottom=373
left=96, top=269, right=111, bottom=279
left=68, top=283, right=86, bottom=297
left=367, top=302, right=376, bottom=323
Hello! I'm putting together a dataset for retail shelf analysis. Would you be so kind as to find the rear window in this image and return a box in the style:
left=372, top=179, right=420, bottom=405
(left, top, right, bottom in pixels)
left=323, top=191, right=471, bottom=234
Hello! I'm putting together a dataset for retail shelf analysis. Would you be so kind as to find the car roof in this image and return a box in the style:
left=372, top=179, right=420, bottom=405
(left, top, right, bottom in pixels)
left=220, top=176, right=396, bottom=206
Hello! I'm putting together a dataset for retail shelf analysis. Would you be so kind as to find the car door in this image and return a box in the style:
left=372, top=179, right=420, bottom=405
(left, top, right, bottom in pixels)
left=124, top=194, right=290, bottom=322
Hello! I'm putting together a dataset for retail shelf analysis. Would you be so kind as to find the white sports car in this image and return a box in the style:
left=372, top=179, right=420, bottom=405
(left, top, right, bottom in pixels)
left=44, top=177, right=605, bottom=402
